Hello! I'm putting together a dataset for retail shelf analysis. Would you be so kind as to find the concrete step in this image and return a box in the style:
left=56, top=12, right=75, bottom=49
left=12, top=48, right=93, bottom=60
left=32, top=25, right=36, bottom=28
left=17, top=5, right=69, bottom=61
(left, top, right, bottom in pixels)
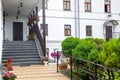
left=2, top=40, right=42, bottom=66
left=2, top=52, right=38, bottom=56
left=3, top=50, right=38, bottom=53
left=11, top=64, right=69, bottom=80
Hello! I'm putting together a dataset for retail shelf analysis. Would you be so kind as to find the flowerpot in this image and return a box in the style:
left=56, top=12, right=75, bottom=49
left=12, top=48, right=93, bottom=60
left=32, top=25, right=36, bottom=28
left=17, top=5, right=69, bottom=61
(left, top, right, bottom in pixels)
left=59, top=64, right=68, bottom=70
left=43, top=61, right=48, bottom=65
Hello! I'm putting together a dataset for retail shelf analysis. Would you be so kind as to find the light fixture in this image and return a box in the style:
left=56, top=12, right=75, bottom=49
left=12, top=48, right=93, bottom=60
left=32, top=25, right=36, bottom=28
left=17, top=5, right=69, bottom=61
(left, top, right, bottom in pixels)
left=20, top=2, right=23, bottom=7
left=16, top=10, right=20, bottom=15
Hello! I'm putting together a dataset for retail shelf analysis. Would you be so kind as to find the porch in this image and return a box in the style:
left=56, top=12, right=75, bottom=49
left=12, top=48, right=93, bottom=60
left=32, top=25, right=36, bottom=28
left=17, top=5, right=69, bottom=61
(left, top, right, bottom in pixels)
left=2, top=0, right=46, bottom=56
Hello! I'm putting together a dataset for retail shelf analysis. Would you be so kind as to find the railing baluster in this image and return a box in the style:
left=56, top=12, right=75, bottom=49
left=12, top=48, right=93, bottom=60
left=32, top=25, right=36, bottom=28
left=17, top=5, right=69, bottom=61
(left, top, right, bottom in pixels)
left=94, top=62, right=97, bottom=80
left=111, top=70, right=114, bottom=80
left=57, top=51, right=59, bottom=72
left=70, top=54, right=73, bottom=80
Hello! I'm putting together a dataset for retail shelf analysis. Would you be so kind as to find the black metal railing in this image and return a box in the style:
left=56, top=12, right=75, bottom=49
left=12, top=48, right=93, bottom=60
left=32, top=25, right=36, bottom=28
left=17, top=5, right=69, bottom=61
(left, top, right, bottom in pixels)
left=34, top=24, right=44, bottom=54
left=57, top=53, right=120, bottom=80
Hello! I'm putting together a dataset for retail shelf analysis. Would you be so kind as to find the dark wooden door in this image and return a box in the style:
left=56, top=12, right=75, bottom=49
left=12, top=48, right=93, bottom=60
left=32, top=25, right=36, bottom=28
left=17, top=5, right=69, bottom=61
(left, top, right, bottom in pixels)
left=106, top=26, right=112, bottom=41
left=13, top=22, right=23, bottom=41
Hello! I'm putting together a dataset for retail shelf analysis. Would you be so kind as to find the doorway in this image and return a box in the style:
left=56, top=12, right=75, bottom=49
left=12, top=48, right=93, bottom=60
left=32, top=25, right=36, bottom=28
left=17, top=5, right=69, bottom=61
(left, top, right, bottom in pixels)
left=106, top=26, right=112, bottom=41
left=13, top=22, right=23, bottom=41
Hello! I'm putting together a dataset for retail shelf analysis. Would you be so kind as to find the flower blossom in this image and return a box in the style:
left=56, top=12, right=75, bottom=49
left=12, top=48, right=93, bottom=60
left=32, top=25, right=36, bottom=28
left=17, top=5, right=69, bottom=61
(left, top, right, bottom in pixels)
left=6, top=71, right=11, bottom=78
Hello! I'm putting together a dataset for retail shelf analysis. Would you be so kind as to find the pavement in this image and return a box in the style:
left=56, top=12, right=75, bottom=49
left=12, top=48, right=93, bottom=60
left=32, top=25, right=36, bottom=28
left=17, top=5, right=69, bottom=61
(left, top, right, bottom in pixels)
left=13, top=63, right=70, bottom=80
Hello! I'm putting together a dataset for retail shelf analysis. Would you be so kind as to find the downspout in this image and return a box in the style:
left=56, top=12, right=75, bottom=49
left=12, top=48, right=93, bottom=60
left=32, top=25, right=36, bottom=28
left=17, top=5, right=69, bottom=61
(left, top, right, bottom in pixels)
left=0, top=0, right=3, bottom=79
left=78, top=0, right=80, bottom=38
left=74, top=0, right=77, bottom=37
left=42, top=0, right=46, bottom=56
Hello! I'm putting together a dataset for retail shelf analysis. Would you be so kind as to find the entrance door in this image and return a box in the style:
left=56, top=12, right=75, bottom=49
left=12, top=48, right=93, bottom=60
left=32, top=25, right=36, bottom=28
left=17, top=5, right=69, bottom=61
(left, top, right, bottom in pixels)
left=13, top=22, right=23, bottom=41
left=106, top=26, right=112, bottom=41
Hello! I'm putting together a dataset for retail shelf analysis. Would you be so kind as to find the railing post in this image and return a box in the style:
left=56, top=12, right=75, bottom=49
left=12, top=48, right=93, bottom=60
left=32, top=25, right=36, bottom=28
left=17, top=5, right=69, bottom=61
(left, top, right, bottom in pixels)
left=111, top=70, right=114, bottom=80
left=107, top=69, right=111, bottom=80
left=57, top=51, right=59, bottom=72
left=94, top=62, right=97, bottom=80
left=42, top=0, right=46, bottom=56
left=70, top=54, right=73, bottom=80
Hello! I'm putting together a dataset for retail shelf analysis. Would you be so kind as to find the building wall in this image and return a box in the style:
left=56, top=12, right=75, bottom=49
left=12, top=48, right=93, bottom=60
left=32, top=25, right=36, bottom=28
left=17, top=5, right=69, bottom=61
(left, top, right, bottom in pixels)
left=39, top=0, right=120, bottom=59
left=5, top=16, right=29, bottom=41
left=0, top=0, right=3, bottom=79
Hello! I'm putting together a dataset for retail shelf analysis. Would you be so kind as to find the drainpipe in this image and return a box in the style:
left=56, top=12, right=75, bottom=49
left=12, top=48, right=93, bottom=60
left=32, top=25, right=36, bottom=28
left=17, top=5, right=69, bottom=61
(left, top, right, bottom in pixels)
left=74, top=0, right=77, bottom=37
left=42, top=0, right=46, bottom=56
left=78, top=0, right=80, bottom=38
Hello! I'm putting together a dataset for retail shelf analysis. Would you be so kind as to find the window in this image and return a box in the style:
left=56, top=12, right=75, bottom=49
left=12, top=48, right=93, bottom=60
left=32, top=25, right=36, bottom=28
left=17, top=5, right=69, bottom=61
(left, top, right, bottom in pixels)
left=86, top=25, right=92, bottom=36
left=63, top=0, right=71, bottom=10
left=40, top=24, right=48, bottom=36
left=85, top=0, right=91, bottom=12
left=64, top=25, right=71, bottom=36
left=45, top=0, right=48, bottom=9
left=105, top=0, right=111, bottom=13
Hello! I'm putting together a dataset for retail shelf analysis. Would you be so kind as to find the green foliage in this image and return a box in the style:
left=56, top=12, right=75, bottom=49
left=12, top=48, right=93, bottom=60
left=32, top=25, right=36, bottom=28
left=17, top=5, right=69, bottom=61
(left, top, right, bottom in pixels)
left=88, top=49, right=99, bottom=62
left=99, top=38, right=120, bottom=68
left=62, top=37, right=104, bottom=62
left=72, top=40, right=97, bottom=60
left=62, top=37, right=80, bottom=55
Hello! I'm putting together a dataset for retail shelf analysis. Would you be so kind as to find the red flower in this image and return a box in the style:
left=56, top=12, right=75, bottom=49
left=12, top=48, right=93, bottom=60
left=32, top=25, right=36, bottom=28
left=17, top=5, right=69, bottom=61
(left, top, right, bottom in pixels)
left=8, top=58, right=12, bottom=62
left=5, top=62, right=11, bottom=67
left=9, top=66, right=13, bottom=71
left=51, top=52, right=60, bottom=58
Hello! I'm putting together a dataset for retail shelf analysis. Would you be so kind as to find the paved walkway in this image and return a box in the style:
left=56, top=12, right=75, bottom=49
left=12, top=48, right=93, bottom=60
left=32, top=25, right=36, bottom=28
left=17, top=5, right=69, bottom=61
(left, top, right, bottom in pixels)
left=13, top=63, right=70, bottom=80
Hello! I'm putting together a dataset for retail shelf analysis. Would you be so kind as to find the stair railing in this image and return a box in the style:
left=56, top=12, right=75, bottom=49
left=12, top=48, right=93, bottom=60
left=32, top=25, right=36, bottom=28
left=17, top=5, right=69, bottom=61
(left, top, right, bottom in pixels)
left=34, top=25, right=44, bottom=54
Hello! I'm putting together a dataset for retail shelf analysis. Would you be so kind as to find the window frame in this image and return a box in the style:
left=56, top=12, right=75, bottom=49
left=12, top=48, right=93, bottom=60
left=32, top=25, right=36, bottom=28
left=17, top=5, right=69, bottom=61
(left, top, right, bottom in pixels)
left=86, top=25, right=92, bottom=36
left=64, top=25, right=71, bottom=36
left=63, top=0, right=71, bottom=10
left=45, top=0, right=48, bottom=9
left=85, top=0, right=91, bottom=12
left=104, top=0, right=111, bottom=13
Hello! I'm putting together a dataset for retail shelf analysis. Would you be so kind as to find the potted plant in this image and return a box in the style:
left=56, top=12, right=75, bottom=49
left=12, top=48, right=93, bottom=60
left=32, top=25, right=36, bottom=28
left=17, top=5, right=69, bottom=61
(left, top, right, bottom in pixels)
left=27, top=33, right=37, bottom=40
left=59, top=55, right=68, bottom=70
left=51, top=52, right=60, bottom=62
left=43, top=57, right=49, bottom=65
left=2, top=58, right=17, bottom=80
left=59, top=63, right=68, bottom=70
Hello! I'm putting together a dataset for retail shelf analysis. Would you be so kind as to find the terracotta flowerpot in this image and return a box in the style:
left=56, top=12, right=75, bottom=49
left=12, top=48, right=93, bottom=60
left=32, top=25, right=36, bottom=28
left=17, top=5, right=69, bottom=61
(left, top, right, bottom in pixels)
left=59, top=64, right=68, bottom=70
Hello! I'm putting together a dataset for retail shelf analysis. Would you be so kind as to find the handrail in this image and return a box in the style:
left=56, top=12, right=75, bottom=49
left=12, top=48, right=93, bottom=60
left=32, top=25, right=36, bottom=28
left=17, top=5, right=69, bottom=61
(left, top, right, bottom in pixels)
left=34, top=38, right=44, bottom=59
left=57, top=54, right=120, bottom=80
left=35, top=25, right=44, bottom=55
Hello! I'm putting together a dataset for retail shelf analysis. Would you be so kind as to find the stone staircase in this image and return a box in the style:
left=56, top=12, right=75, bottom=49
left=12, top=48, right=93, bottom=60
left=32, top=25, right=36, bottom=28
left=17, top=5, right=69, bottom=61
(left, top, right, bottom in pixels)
left=2, top=41, right=42, bottom=66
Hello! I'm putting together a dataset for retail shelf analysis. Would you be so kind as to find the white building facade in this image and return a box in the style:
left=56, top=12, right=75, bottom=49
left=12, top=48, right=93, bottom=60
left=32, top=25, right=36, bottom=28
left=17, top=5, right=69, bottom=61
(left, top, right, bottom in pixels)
left=38, top=0, right=120, bottom=58
left=0, top=0, right=120, bottom=60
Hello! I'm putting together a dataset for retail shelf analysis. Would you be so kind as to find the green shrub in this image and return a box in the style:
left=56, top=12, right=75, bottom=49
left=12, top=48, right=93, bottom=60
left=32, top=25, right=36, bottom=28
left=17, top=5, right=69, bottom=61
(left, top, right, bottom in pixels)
left=62, top=37, right=80, bottom=55
left=72, top=40, right=97, bottom=60
left=99, top=38, right=120, bottom=68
